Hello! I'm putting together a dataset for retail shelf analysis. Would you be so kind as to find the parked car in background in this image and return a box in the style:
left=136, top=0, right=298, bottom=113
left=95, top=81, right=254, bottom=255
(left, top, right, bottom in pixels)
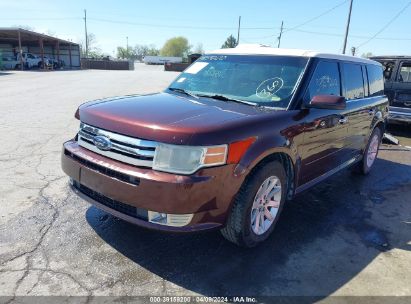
left=62, top=45, right=388, bottom=247
left=16, top=52, right=43, bottom=69
left=1, top=57, right=20, bottom=69
left=370, top=56, right=411, bottom=124
left=43, top=56, right=64, bottom=69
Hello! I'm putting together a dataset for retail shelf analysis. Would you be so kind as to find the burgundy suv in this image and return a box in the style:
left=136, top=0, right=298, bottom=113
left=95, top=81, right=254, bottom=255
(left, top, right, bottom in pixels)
left=62, top=45, right=388, bottom=247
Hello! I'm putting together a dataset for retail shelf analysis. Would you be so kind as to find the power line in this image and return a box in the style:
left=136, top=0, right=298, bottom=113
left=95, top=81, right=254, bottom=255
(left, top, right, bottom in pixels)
left=356, top=1, right=411, bottom=48
left=244, top=28, right=411, bottom=42
left=88, top=17, right=276, bottom=30
left=283, top=0, right=349, bottom=34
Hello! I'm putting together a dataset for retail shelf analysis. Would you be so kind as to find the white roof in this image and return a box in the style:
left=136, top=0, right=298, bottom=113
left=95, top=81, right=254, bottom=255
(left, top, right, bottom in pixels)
left=210, top=44, right=381, bottom=66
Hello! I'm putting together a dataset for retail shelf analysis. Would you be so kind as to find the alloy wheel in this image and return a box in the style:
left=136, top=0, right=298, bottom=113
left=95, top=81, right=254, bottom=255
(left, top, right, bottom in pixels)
left=250, top=176, right=282, bottom=235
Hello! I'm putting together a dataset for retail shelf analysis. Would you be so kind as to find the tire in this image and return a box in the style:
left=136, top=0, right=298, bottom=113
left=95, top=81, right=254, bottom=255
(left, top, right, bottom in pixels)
left=355, top=127, right=382, bottom=175
left=221, top=161, right=287, bottom=247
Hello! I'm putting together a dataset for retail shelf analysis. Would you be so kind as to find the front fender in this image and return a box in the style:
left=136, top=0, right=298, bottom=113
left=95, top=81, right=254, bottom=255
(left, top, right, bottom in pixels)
left=233, top=134, right=299, bottom=180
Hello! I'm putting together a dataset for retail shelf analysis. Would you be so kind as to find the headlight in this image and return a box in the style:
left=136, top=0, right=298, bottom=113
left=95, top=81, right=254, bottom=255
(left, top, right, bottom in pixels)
left=153, top=143, right=227, bottom=174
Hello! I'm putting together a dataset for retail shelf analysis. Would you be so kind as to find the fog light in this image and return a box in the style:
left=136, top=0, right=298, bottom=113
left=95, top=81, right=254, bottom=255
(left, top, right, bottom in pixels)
left=69, top=178, right=74, bottom=186
left=148, top=211, right=193, bottom=227
left=148, top=211, right=168, bottom=224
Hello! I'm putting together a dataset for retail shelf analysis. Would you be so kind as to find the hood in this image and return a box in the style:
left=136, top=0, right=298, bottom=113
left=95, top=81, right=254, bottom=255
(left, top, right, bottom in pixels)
left=79, top=92, right=279, bottom=144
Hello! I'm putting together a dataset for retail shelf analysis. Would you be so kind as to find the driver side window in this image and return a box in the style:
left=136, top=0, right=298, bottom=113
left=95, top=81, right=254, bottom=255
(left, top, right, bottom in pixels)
left=305, top=61, right=341, bottom=102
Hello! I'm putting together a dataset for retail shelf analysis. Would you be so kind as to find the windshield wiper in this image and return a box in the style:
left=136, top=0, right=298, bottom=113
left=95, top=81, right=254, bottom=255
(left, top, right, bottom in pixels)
left=168, top=87, right=198, bottom=99
left=196, top=94, right=258, bottom=106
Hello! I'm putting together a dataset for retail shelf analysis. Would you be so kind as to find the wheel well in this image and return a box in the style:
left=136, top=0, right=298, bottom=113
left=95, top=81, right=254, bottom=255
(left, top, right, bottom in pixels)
left=375, top=121, right=385, bottom=135
left=249, top=152, right=295, bottom=200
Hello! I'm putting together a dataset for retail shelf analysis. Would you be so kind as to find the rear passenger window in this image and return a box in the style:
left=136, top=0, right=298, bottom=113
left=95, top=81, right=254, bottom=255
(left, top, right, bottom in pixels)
left=342, top=63, right=364, bottom=100
left=305, top=61, right=341, bottom=101
left=367, top=65, right=384, bottom=96
left=398, top=62, right=411, bottom=82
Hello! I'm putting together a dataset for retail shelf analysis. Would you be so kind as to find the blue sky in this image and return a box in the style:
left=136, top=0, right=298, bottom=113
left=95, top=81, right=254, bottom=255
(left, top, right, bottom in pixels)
left=2, top=0, right=411, bottom=56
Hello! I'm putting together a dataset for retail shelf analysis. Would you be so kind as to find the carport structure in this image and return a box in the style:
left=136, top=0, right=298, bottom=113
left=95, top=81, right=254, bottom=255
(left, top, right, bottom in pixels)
left=0, top=27, right=80, bottom=70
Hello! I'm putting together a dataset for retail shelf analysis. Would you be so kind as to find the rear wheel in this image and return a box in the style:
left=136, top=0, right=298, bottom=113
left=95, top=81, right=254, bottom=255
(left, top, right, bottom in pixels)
left=356, top=127, right=382, bottom=175
left=221, top=161, right=287, bottom=247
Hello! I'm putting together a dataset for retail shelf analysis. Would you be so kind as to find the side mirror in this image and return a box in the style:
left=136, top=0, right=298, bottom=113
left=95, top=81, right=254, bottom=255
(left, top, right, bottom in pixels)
left=308, top=95, right=346, bottom=110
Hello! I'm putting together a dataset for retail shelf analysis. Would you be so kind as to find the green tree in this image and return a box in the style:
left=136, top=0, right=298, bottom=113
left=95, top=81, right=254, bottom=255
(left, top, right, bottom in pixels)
left=221, top=35, right=237, bottom=48
left=146, top=44, right=160, bottom=56
left=117, top=46, right=135, bottom=59
left=134, top=44, right=160, bottom=59
left=160, top=37, right=191, bottom=57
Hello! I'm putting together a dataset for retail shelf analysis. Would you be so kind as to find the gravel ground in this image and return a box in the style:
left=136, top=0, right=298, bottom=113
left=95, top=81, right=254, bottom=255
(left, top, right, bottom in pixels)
left=0, top=64, right=410, bottom=301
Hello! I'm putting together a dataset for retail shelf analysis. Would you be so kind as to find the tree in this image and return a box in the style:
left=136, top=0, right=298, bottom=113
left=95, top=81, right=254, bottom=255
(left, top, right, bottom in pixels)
left=117, top=46, right=135, bottom=59
left=221, top=35, right=237, bottom=48
left=193, top=43, right=205, bottom=54
left=146, top=44, right=160, bottom=56
left=160, top=37, right=191, bottom=57
left=78, top=33, right=102, bottom=58
left=134, top=44, right=159, bottom=59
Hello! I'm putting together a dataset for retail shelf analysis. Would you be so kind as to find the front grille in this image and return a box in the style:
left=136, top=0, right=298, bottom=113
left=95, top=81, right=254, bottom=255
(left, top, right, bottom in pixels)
left=78, top=122, right=158, bottom=168
left=74, top=182, right=148, bottom=220
left=65, top=150, right=140, bottom=186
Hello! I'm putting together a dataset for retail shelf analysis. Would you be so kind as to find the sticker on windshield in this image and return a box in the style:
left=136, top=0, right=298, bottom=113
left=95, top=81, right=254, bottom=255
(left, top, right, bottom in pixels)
left=256, top=77, right=284, bottom=99
left=185, top=62, right=209, bottom=74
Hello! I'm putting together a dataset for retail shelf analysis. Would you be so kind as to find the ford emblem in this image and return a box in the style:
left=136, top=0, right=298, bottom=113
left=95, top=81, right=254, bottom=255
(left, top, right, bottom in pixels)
left=93, top=135, right=112, bottom=151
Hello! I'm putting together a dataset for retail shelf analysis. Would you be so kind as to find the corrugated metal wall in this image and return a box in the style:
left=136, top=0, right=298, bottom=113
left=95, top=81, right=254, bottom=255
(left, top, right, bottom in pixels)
left=0, top=43, right=80, bottom=67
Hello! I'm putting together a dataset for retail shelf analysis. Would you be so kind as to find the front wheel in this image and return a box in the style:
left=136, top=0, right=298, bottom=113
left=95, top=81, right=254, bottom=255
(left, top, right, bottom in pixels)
left=221, top=161, right=287, bottom=247
left=356, top=127, right=382, bottom=175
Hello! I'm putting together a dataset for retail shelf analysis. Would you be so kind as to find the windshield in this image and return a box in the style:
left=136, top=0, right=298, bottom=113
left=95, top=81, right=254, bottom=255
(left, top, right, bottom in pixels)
left=168, top=54, right=308, bottom=108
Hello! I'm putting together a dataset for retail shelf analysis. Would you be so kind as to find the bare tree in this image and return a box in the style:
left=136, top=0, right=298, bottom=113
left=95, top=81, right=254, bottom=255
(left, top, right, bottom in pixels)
left=78, top=33, right=101, bottom=58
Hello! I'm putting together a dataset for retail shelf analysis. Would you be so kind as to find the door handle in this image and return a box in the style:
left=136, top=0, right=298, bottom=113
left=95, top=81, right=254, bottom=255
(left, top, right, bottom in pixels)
left=339, top=116, right=348, bottom=124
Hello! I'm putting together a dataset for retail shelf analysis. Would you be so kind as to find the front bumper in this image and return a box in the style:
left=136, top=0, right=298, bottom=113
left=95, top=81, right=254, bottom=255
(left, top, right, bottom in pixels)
left=62, top=141, right=244, bottom=232
left=388, top=106, right=411, bottom=123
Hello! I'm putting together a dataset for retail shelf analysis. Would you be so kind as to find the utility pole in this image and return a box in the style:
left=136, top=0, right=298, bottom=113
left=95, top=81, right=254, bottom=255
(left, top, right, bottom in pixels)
left=126, top=36, right=129, bottom=49
left=277, top=21, right=284, bottom=48
left=237, top=16, right=241, bottom=46
left=84, top=9, right=88, bottom=58
left=342, top=0, right=353, bottom=54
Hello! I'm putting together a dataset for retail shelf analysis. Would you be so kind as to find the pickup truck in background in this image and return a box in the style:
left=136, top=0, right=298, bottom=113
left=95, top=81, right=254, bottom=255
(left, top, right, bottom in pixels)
left=370, top=56, right=411, bottom=124
left=16, top=52, right=44, bottom=69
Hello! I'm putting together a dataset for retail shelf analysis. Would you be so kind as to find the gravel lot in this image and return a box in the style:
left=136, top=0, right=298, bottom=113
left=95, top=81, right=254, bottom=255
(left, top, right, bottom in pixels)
left=0, top=64, right=410, bottom=300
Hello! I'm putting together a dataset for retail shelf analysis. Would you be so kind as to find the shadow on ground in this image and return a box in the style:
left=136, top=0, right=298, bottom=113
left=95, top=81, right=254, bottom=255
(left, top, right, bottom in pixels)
left=86, top=157, right=411, bottom=296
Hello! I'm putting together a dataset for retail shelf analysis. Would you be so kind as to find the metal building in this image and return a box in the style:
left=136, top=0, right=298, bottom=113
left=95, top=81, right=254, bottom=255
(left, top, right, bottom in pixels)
left=0, top=27, right=80, bottom=69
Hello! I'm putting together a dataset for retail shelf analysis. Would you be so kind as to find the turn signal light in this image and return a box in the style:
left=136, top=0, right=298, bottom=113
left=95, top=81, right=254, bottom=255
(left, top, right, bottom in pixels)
left=227, top=137, right=256, bottom=164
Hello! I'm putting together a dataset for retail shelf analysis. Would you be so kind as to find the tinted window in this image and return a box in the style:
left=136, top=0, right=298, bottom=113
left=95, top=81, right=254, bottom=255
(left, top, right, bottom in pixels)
left=342, top=63, right=364, bottom=100
left=305, top=61, right=340, bottom=101
left=398, top=62, right=411, bottom=82
left=362, top=66, right=369, bottom=97
left=367, top=65, right=384, bottom=96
